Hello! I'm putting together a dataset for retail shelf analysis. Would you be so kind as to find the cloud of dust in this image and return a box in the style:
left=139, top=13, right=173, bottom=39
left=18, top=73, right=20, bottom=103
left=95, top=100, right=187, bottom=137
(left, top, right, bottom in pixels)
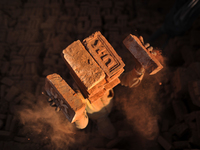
left=116, top=51, right=168, bottom=141
left=16, top=95, right=88, bottom=149
left=124, top=75, right=162, bottom=140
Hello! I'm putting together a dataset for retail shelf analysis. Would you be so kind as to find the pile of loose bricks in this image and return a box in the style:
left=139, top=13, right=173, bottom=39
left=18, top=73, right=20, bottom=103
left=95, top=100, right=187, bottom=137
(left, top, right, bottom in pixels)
left=154, top=26, right=200, bottom=150
left=1, top=0, right=200, bottom=149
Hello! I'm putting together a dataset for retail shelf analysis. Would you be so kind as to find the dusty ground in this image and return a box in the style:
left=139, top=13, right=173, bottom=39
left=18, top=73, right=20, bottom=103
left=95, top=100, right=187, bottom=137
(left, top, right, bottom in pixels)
left=0, top=0, right=200, bottom=150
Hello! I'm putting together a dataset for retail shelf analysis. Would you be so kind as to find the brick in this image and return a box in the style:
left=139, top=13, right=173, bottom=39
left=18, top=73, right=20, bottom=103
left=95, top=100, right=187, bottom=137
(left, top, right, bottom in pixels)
left=40, top=17, right=57, bottom=29
left=31, top=63, right=37, bottom=74
left=190, top=30, right=200, bottom=46
left=17, top=128, right=26, bottom=137
left=25, top=63, right=31, bottom=75
left=173, top=141, right=190, bottom=149
left=28, top=19, right=41, bottom=29
left=188, top=62, right=200, bottom=78
left=123, top=34, right=163, bottom=75
left=9, top=117, right=17, bottom=132
left=62, top=40, right=105, bottom=91
left=12, top=142, right=25, bottom=150
left=24, top=91, right=36, bottom=102
left=43, top=58, right=56, bottom=66
left=25, top=30, right=40, bottom=43
left=193, top=81, right=200, bottom=96
left=82, top=31, right=125, bottom=78
left=188, top=122, right=197, bottom=130
left=1, top=61, right=10, bottom=74
left=117, top=15, right=128, bottom=27
left=87, top=79, right=107, bottom=95
left=0, top=120, right=3, bottom=129
left=169, top=123, right=188, bottom=137
left=106, top=137, right=122, bottom=148
left=162, top=132, right=172, bottom=144
left=13, top=93, right=25, bottom=104
left=24, top=56, right=38, bottom=63
left=45, top=73, right=86, bottom=123
left=0, top=114, right=6, bottom=119
left=189, top=130, right=200, bottom=147
left=104, top=15, right=115, bottom=24
left=14, top=66, right=21, bottom=76
left=1, top=85, right=6, bottom=98
left=91, top=15, right=102, bottom=27
left=88, top=89, right=106, bottom=103
left=0, top=30, right=6, bottom=43
left=172, top=67, right=198, bottom=95
left=3, top=141, right=14, bottom=150
left=180, top=46, right=195, bottom=63
left=104, top=78, right=120, bottom=90
left=14, top=136, right=29, bottom=143
left=161, top=119, right=170, bottom=132
left=195, top=49, right=200, bottom=62
left=157, top=135, right=172, bottom=150
left=0, top=130, right=12, bottom=140
left=100, top=0, right=112, bottom=8
left=8, top=67, right=15, bottom=76
left=172, top=100, right=188, bottom=121
left=35, top=84, right=42, bottom=97
left=188, top=81, right=200, bottom=107
left=77, top=17, right=90, bottom=33
left=106, top=68, right=124, bottom=82
left=196, top=111, right=200, bottom=137
left=18, top=46, right=28, bottom=56
left=5, top=86, right=20, bottom=101
left=16, top=66, right=24, bottom=76
left=0, top=141, right=3, bottom=149
left=0, top=45, right=5, bottom=59
left=89, top=137, right=106, bottom=148
left=43, top=69, right=53, bottom=76
left=118, top=130, right=133, bottom=137
left=184, top=111, right=196, bottom=123
left=11, top=58, right=24, bottom=65
left=5, top=115, right=12, bottom=131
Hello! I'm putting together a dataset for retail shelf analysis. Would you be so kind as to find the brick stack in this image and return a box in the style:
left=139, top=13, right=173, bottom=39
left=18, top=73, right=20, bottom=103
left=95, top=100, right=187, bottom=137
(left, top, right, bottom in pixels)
left=62, top=31, right=125, bottom=103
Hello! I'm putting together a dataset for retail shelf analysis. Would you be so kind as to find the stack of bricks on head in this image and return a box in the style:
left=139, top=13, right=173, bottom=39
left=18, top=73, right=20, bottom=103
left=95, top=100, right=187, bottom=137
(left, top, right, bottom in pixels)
left=45, top=31, right=163, bottom=125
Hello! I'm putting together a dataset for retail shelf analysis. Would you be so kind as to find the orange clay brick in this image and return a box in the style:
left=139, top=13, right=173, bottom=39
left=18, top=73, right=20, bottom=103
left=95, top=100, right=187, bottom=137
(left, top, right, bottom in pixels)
left=82, top=31, right=125, bottom=79
left=61, top=40, right=105, bottom=92
left=123, top=34, right=163, bottom=75
left=45, top=73, right=86, bottom=123
left=104, top=78, right=120, bottom=90
left=88, top=88, right=107, bottom=103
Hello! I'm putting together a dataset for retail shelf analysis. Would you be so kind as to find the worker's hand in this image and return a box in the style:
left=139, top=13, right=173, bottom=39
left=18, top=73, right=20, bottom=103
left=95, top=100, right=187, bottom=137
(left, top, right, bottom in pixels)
left=120, top=36, right=156, bottom=88
left=139, top=36, right=157, bottom=56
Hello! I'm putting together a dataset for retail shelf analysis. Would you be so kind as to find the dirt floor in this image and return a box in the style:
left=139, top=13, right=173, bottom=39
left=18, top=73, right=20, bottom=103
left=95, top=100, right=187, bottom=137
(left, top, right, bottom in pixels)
left=1, top=0, right=200, bottom=150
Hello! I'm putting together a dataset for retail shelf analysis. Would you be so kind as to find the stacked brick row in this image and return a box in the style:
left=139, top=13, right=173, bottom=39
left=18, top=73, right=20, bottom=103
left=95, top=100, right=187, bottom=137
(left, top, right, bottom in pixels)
left=62, top=31, right=125, bottom=103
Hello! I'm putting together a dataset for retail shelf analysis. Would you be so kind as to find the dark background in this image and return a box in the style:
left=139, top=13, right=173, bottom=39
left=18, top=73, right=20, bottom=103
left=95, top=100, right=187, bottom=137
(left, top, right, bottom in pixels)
left=0, top=0, right=200, bottom=149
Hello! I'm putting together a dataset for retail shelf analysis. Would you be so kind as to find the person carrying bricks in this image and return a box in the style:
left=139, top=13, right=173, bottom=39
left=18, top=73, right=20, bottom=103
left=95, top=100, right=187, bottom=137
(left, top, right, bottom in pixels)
left=44, top=31, right=163, bottom=139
